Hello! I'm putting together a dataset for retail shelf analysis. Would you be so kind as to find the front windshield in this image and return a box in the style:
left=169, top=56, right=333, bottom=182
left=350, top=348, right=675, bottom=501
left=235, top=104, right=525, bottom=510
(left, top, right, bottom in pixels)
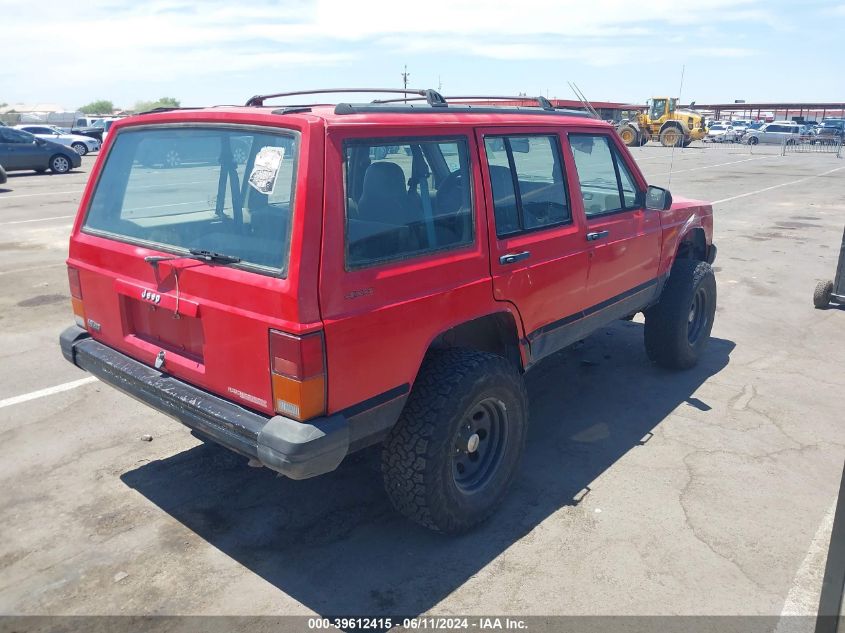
left=649, top=99, right=666, bottom=119
left=83, top=125, right=298, bottom=276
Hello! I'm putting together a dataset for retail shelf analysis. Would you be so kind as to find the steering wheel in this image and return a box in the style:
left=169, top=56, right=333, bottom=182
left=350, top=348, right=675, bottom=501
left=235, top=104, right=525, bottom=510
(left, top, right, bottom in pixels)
left=435, top=171, right=465, bottom=214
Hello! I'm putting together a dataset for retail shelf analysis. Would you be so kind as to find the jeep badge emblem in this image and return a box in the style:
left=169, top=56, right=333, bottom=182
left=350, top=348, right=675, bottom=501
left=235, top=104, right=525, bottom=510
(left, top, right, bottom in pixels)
left=154, top=350, right=166, bottom=370
left=141, top=289, right=161, bottom=304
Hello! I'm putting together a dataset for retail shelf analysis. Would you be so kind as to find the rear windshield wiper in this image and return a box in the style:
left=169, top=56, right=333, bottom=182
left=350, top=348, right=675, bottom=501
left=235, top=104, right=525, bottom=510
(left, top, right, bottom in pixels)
left=144, top=249, right=241, bottom=268
left=187, top=248, right=241, bottom=264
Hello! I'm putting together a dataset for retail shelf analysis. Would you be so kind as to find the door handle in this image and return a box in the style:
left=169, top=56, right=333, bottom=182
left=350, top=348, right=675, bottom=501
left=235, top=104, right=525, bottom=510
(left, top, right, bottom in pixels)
left=586, top=230, right=610, bottom=242
left=499, top=251, right=531, bottom=265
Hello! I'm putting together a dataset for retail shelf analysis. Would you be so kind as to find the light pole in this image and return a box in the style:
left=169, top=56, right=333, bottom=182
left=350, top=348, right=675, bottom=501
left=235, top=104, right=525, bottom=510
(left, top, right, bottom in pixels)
left=402, top=65, right=410, bottom=103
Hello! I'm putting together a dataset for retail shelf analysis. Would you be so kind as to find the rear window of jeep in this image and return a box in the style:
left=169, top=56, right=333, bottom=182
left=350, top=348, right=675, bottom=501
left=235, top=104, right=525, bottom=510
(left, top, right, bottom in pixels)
left=83, top=125, right=298, bottom=276
left=343, top=138, right=473, bottom=268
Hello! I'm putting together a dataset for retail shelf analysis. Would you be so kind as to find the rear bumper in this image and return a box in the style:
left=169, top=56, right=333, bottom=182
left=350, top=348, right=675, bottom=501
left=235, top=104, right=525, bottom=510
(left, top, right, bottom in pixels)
left=59, top=326, right=367, bottom=480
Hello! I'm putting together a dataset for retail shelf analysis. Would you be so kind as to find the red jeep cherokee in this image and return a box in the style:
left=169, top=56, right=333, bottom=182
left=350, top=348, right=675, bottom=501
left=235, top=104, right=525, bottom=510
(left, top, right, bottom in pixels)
left=60, top=89, right=716, bottom=533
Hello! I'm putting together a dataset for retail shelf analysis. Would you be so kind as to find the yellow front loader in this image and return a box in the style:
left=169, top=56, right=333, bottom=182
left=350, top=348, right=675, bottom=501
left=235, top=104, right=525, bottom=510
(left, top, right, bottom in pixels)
left=617, top=97, right=707, bottom=147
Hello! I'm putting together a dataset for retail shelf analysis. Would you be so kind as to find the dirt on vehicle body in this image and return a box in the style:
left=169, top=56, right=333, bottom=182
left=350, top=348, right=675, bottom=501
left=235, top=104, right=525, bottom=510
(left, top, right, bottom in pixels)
left=60, top=90, right=717, bottom=532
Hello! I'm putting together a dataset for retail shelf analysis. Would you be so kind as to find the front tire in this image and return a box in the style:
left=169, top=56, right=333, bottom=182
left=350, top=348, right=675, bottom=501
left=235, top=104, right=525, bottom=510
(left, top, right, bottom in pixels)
left=381, top=349, right=528, bottom=533
left=49, top=154, right=71, bottom=174
left=660, top=127, right=683, bottom=147
left=814, top=280, right=833, bottom=309
left=71, top=142, right=88, bottom=156
left=644, top=260, right=717, bottom=369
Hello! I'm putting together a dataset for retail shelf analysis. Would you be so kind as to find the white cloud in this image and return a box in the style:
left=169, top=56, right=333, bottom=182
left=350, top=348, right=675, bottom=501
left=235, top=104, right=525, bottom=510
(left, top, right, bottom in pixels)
left=0, top=0, right=768, bottom=104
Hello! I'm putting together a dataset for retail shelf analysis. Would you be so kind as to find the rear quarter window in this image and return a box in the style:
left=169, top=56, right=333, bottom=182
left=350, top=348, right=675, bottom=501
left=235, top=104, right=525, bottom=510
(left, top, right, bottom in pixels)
left=343, top=137, right=474, bottom=269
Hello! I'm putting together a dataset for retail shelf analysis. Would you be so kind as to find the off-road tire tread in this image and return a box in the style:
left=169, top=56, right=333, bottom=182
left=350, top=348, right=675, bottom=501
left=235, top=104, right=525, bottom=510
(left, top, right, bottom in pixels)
left=381, top=348, right=528, bottom=533
left=814, top=280, right=833, bottom=309
left=644, top=259, right=716, bottom=369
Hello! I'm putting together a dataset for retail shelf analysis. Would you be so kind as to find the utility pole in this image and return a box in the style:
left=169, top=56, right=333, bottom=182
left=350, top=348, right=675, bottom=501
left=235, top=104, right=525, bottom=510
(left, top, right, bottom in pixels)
left=402, top=65, right=410, bottom=103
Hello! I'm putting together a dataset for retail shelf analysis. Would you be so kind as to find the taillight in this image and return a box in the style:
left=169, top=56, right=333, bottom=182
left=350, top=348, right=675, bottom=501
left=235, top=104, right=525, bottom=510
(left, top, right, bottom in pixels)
left=67, top=266, right=85, bottom=328
left=270, top=330, right=326, bottom=421
left=68, top=267, right=82, bottom=299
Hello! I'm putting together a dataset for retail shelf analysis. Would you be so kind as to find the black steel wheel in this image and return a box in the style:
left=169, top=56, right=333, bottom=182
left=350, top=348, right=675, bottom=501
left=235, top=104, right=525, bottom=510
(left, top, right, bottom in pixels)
left=382, top=349, right=528, bottom=533
left=645, top=259, right=717, bottom=369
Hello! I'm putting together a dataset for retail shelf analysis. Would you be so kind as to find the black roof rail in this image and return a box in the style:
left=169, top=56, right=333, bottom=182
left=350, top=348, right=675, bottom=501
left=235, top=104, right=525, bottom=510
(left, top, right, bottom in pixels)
left=362, top=95, right=597, bottom=119
left=136, top=106, right=204, bottom=115
left=245, top=88, right=446, bottom=108
left=372, top=94, right=558, bottom=112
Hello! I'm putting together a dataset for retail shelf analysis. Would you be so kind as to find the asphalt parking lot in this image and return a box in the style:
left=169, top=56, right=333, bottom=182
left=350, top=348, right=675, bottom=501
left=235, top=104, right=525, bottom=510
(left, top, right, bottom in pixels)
left=1, top=145, right=844, bottom=621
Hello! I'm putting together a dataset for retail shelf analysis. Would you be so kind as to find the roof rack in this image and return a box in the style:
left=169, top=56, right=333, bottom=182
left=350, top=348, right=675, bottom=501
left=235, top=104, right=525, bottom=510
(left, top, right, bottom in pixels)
left=333, top=95, right=594, bottom=118
left=137, top=106, right=204, bottom=115
left=245, top=88, right=447, bottom=108
left=372, top=94, right=557, bottom=111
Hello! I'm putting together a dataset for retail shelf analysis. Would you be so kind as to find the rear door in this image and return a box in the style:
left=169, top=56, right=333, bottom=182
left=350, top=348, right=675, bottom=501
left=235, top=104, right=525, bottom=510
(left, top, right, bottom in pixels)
left=566, top=131, right=661, bottom=310
left=475, top=126, right=591, bottom=362
left=319, top=128, right=492, bottom=413
left=70, top=120, right=322, bottom=416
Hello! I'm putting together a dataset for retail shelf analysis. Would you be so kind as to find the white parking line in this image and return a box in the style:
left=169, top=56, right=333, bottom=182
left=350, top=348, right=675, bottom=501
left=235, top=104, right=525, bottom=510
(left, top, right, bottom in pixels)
left=0, top=377, right=98, bottom=410
left=0, top=215, right=75, bottom=226
left=0, top=263, right=65, bottom=276
left=776, top=498, right=837, bottom=623
left=714, top=165, right=845, bottom=205
left=1, top=190, right=83, bottom=199
left=644, top=156, right=772, bottom=175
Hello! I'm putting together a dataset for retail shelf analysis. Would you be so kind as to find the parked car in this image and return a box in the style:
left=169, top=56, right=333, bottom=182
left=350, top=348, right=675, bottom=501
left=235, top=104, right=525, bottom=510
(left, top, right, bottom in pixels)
left=136, top=131, right=251, bottom=168
left=73, top=116, right=104, bottom=129
left=0, top=163, right=6, bottom=185
left=814, top=120, right=844, bottom=144
left=728, top=120, right=751, bottom=137
left=705, top=122, right=739, bottom=143
left=95, top=117, right=122, bottom=144
left=745, top=121, right=801, bottom=145
left=0, top=127, right=82, bottom=173
left=59, top=90, right=716, bottom=532
left=15, top=124, right=101, bottom=155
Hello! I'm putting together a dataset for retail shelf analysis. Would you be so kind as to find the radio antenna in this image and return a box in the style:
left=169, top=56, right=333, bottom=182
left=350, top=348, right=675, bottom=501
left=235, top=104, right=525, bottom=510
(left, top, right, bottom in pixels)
left=668, top=64, right=686, bottom=188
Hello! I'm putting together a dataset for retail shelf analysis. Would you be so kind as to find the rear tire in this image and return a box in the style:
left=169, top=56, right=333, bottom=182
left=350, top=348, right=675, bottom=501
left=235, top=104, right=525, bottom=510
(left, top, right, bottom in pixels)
left=644, top=260, right=716, bottom=369
left=49, top=154, right=71, bottom=174
left=381, top=349, right=528, bottom=533
left=618, top=125, right=639, bottom=147
left=814, top=280, right=833, bottom=309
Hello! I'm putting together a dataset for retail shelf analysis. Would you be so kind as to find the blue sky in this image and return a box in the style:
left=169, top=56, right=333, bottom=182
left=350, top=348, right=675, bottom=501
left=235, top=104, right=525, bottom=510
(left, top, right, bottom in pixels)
left=2, top=0, right=844, bottom=109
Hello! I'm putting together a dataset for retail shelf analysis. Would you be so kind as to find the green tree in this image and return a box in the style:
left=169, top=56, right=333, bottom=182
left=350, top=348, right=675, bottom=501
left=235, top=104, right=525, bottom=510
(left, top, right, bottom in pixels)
left=133, top=97, right=180, bottom=112
left=79, top=100, right=114, bottom=114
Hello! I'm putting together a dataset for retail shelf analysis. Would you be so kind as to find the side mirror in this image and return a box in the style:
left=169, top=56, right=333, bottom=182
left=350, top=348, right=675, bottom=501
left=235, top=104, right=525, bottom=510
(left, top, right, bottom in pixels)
left=646, top=185, right=672, bottom=211
left=35, top=137, right=46, bottom=145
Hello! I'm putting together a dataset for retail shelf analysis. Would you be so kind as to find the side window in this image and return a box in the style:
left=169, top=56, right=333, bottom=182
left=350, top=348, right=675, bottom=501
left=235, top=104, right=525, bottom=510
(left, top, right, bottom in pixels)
left=4, top=129, right=32, bottom=144
left=570, top=134, right=641, bottom=217
left=617, top=156, right=639, bottom=208
left=483, top=135, right=570, bottom=237
left=344, top=138, right=473, bottom=268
